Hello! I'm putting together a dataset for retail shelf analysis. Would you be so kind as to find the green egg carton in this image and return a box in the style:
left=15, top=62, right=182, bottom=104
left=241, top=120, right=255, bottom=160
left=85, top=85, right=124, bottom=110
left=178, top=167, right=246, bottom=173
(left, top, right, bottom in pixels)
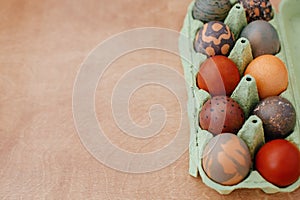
left=179, top=0, right=300, bottom=194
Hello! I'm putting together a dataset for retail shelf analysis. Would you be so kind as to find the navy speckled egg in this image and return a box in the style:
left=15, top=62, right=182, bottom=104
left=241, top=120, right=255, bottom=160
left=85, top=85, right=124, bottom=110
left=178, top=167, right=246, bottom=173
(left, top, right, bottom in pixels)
left=193, top=0, right=232, bottom=22
left=194, top=21, right=235, bottom=57
left=253, top=96, right=296, bottom=141
left=239, top=0, right=274, bottom=23
left=202, top=133, right=252, bottom=186
left=240, top=20, right=280, bottom=58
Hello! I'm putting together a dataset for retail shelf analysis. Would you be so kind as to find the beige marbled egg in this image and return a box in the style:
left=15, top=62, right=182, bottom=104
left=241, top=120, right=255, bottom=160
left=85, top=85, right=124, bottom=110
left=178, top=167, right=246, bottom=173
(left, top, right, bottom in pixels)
left=202, top=133, right=252, bottom=186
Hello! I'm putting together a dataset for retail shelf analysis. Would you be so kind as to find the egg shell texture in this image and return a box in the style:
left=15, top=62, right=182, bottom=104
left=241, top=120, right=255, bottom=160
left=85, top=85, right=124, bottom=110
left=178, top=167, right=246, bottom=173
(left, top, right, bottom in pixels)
left=194, top=21, right=235, bottom=57
left=202, top=133, right=252, bottom=186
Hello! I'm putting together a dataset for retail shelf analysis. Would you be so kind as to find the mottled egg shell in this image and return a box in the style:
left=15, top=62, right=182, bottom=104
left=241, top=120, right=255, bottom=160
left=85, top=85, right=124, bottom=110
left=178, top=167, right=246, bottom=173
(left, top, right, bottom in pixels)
left=202, top=133, right=252, bottom=186
left=192, top=0, right=232, bottom=22
left=253, top=96, right=296, bottom=141
left=239, top=0, right=274, bottom=22
left=199, top=96, right=245, bottom=135
left=240, top=20, right=280, bottom=58
left=194, top=21, right=235, bottom=57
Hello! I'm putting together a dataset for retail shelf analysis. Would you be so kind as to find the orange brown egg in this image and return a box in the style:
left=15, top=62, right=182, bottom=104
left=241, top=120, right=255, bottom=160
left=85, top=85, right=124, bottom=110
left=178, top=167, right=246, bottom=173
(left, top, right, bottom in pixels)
left=244, top=55, right=288, bottom=99
left=202, top=133, right=252, bottom=186
left=194, top=21, right=235, bottom=57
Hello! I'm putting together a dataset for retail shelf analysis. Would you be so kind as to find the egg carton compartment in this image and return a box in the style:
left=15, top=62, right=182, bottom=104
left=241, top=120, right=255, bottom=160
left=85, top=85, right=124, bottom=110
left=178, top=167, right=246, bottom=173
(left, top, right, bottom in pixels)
left=179, top=0, right=300, bottom=194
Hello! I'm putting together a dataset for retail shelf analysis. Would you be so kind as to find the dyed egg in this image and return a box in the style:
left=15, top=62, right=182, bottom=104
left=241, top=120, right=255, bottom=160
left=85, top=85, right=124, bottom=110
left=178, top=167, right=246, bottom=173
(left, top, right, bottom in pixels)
left=192, top=0, right=232, bottom=22
left=199, top=96, right=245, bottom=135
left=239, top=0, right=274, bottom=22
left=253, top=96, right=296, bottom=141
left=197, top=55, right=240, bottom=96
left=202, top=133, right=252, bottom=186
left=244, top=55, right=288, bottom=99
left=240, top=20, right=280, bottom=58
left=194, top=21, right=235, bottom=57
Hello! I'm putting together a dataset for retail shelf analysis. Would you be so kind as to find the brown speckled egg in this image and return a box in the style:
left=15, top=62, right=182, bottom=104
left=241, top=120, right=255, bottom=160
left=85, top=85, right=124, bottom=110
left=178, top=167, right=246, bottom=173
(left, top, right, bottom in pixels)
left=194, top=21, right=235, bottom=57
left=192, top=0, right=232, bottom=22
left=253, top=96, right=296, bottom=141
left=202, top=133, right=252, bottom=186
left=239, top=0, right=274, bottom=23
left=240, top=20, right=280, bottom=58
left=199, top=96, right=245, bottom=135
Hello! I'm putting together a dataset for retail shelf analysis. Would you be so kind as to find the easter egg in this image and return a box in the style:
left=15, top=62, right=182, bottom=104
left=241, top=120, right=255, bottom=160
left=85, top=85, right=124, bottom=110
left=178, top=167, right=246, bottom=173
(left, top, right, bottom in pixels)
left=255, top=139, right=300, bottom=187
left=197, top=55, right=240, bottom=96
left=194, top=21, right=235, bottom=57
left=244, top=55, right=288, bottom=99
left=239, top=0, right=274, bottom=23
left=192, top=0, right=232, bottom=22
left=202, top=133, right=252, bottom=186
left=199, top=96, right=245, bottom=135
left=240, top=20, right=280, bottom=58
left=253, top=96, right=296, bottom=141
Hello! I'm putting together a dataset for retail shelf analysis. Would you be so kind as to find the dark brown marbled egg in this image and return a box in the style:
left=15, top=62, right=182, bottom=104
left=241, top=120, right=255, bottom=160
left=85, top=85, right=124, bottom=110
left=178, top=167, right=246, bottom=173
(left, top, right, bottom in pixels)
left=253, top=96, right=296, bottom=141
left=202, top=133, right=252, bottom=186
left=199, top=96, right=245, bottom=135
left=239, top=0, right=274, bottom=23
left=194, top=21, right=235, bottom=57
left=192, top=0, right=232, bottom=22
left=240, top=20, right=280, bottom=58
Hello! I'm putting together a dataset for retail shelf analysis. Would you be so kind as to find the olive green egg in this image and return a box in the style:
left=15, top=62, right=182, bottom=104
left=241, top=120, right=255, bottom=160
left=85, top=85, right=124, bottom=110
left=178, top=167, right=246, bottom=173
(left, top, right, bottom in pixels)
left=192, top=0, right=232, bottom=22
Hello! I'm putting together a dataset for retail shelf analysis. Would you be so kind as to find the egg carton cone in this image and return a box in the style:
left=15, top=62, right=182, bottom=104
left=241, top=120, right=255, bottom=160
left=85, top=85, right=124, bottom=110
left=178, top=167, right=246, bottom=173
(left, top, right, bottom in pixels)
left=179, top=0, right=300, bottom=194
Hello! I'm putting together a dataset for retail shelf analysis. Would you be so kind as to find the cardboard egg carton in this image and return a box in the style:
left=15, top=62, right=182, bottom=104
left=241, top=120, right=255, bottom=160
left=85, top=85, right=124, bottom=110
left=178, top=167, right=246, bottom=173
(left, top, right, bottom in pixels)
left=179, top=0, right=300, bottom=194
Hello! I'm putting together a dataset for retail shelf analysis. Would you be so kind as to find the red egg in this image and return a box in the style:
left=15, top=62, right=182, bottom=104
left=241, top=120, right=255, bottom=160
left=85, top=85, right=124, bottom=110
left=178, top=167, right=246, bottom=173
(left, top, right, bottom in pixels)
left=255, top=139, right=300, bottom=187
left=197, top=56, right=240, bottom=96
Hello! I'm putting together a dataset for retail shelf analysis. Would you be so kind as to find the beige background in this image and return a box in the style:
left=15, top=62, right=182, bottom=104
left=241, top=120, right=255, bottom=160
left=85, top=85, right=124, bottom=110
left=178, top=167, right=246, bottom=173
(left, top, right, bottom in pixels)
left=1, top=0, right=299, bottom=199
